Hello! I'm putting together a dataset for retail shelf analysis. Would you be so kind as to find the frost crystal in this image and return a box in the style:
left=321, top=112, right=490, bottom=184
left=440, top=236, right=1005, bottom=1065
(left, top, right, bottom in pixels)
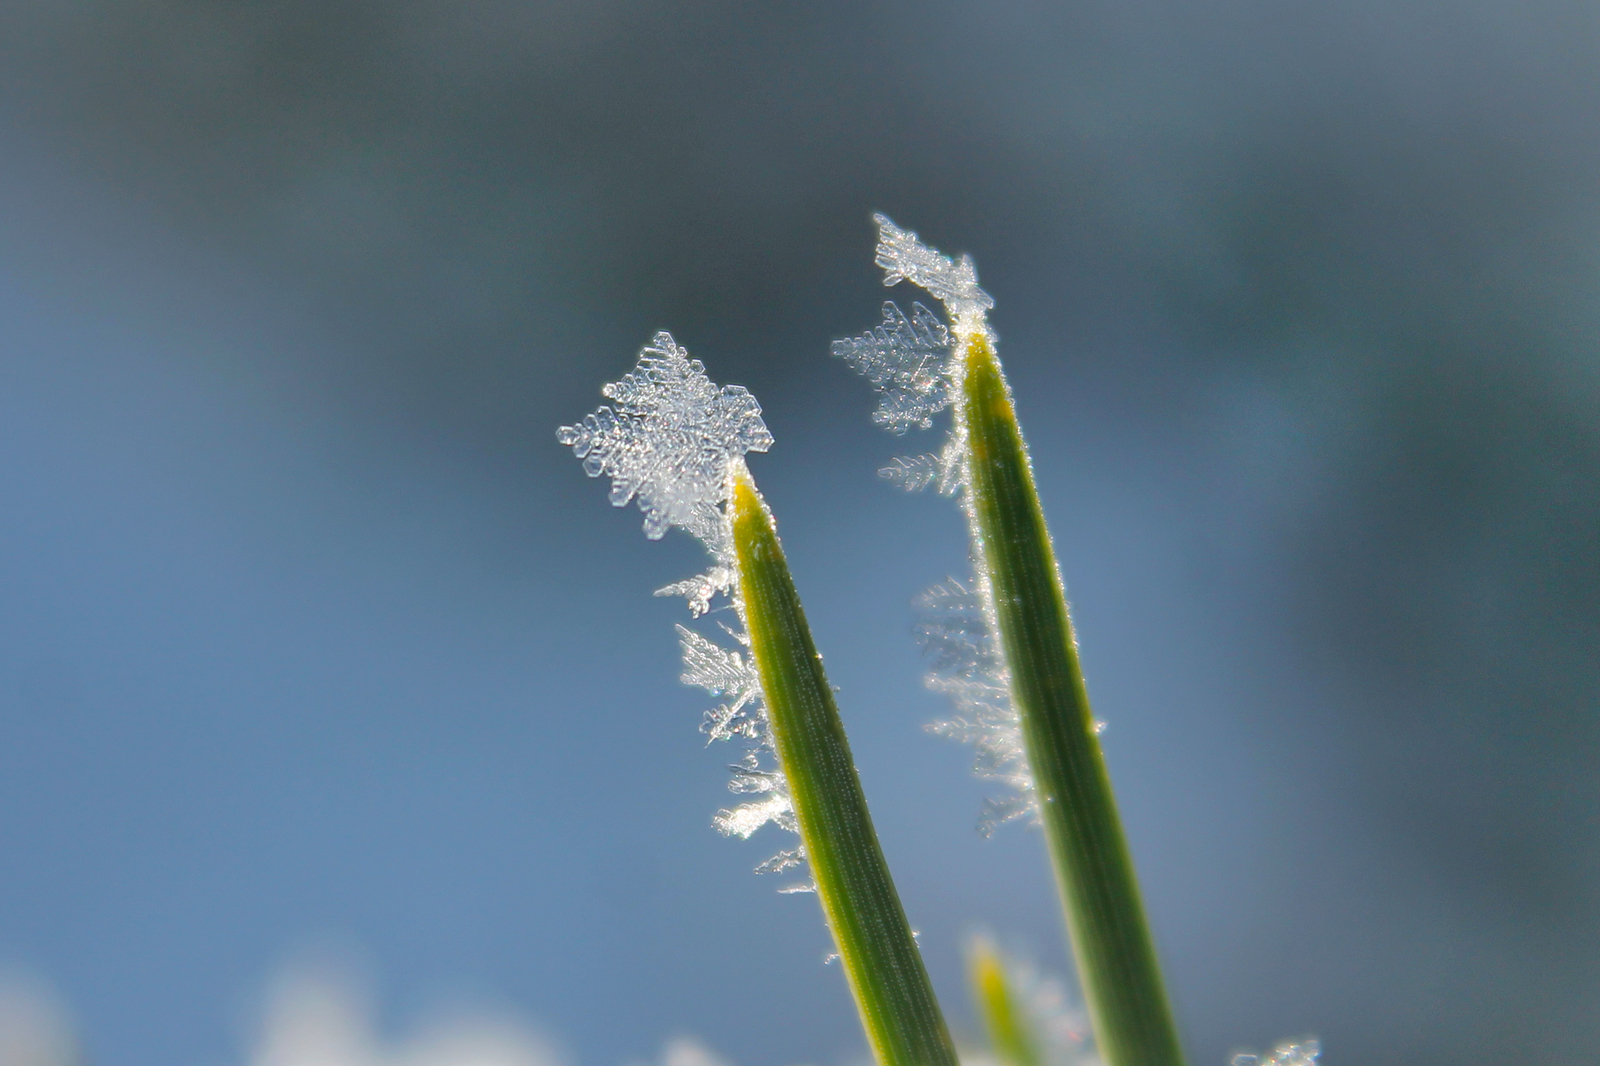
left=1231, top=1040, right=1320, bottom=1066
left=918, top=581, right=1036, bottom=834
left=560, top=332, right=800, bottom=886
left=879, top=437, right=965, bottom=496
left=557, top=331, right=772, bottom=544
left=872, top=213, right=993, bottom=335
left=676, top=626, right=760, bottom=742
left=835, top=217, right=1042, bottom=831
left=831, top=302, right=951, bottom=433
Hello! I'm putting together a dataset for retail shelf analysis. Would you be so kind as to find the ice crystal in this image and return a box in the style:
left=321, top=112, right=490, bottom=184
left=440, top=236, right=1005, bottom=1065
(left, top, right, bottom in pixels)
left=835, top=216, right=1043, bottom=832
left=831, top=301, right=951, bottom=433
left=872, top=213, right=993, bottom=335
left=560, top=332, right=799, bottom=885
left=918, top=581, right=1036, bottom=835
left=1230, top=1040, right=1320, bottom=1066
left=557, top=330, right=772, bottom=544
left=655, top=567, right=735, bottom=619
left=879, top=442, right=963, bottom=496
left=676, top=626, right=761, bottom=742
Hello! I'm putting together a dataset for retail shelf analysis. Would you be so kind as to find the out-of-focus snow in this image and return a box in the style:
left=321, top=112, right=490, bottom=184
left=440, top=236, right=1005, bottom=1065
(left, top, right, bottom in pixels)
left=1229, top=1039, right=1320, bottom=1066
left=0, top=972, right=76, bottom=1066
left=252, top=966, right=562, bottom=1066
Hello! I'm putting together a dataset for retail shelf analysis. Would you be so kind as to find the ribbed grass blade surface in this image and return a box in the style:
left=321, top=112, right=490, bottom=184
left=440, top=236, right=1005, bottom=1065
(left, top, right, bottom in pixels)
left=969, top=938, right=1043, bottom=1066
left=960, top=336, right=1185, bottom=1066
left=731, top=472, right=959, bottom=1066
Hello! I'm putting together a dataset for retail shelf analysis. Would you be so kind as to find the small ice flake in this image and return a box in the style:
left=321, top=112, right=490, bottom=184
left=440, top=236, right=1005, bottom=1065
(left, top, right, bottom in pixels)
left=879, top=455, right=941, bottom=492
left=557, top=331, right=772, bottom=543
left=879, top=441, right=964, bottom=495
left=714, top=793, right=794, bottom=840
left=976, top=794, right=1035, bottom=835
left=872, top=214, right=993, bottom=331
left=655, top=566, right=735, bottom=618
left=831, top=302, right=951, bottom=433
left=676, top=626, right=761, bottom=742
left=1231, top=1039, right=1320, bottom=1066
left=752, top=845, right=805, bottom=875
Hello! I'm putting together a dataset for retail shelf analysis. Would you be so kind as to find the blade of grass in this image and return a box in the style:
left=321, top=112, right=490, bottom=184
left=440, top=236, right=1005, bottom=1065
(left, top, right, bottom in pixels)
left=731, top=470, right=959, bottom=1066
left=969, top=937, right=1043, bottom=1066
left=959, top=334, right=1184, bottom=1066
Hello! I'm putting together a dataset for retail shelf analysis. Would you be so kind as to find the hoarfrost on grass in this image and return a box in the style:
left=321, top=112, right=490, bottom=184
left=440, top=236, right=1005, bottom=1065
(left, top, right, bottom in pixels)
left=835, top=216, right=1038, bottom=832
left=559, top=331, right=801, bottom=885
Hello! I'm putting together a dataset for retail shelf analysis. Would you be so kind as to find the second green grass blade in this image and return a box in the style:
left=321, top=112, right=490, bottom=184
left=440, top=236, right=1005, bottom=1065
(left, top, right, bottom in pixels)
left=731, top=471, right=959, bottom=1066
left=960, top=336, right=1185, bottom=1066
left=969, top=937, right=1044, bottom=1066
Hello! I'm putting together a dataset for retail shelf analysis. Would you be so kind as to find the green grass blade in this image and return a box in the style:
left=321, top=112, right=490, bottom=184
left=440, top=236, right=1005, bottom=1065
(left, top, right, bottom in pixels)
left=959, top=335, right=1185, bottom=1066
left=731, top=471, right=959, bottom=1066
left=969, top=937, right=1044, bottom=1066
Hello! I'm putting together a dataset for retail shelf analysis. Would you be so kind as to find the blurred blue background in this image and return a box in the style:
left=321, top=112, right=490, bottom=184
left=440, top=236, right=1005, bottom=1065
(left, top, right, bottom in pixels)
left=0, top=2, right=1595, bottom=1065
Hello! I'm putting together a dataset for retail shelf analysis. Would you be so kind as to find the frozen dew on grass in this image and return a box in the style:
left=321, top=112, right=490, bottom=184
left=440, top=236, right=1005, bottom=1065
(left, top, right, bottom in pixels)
left=842, top=216, right=1313, bottom=1066
left=558, top=331, right=804, bottom=886
left=833, top=215, right=1037, bottom=831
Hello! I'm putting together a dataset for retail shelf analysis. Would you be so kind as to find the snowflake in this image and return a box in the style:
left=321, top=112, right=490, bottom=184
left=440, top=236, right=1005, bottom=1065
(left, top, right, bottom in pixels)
left=557, top=331, right=772, bottom=544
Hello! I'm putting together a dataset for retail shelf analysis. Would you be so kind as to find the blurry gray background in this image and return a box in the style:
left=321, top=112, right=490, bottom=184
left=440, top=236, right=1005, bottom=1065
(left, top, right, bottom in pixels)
left=0, top=2, right=1595, bottom=1065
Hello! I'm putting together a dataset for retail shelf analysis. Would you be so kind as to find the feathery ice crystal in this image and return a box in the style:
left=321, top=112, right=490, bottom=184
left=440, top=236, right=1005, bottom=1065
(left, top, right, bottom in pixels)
left=832, top=215, right=1034, bottom=834
left=558, top=332, right=807, bottom=884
